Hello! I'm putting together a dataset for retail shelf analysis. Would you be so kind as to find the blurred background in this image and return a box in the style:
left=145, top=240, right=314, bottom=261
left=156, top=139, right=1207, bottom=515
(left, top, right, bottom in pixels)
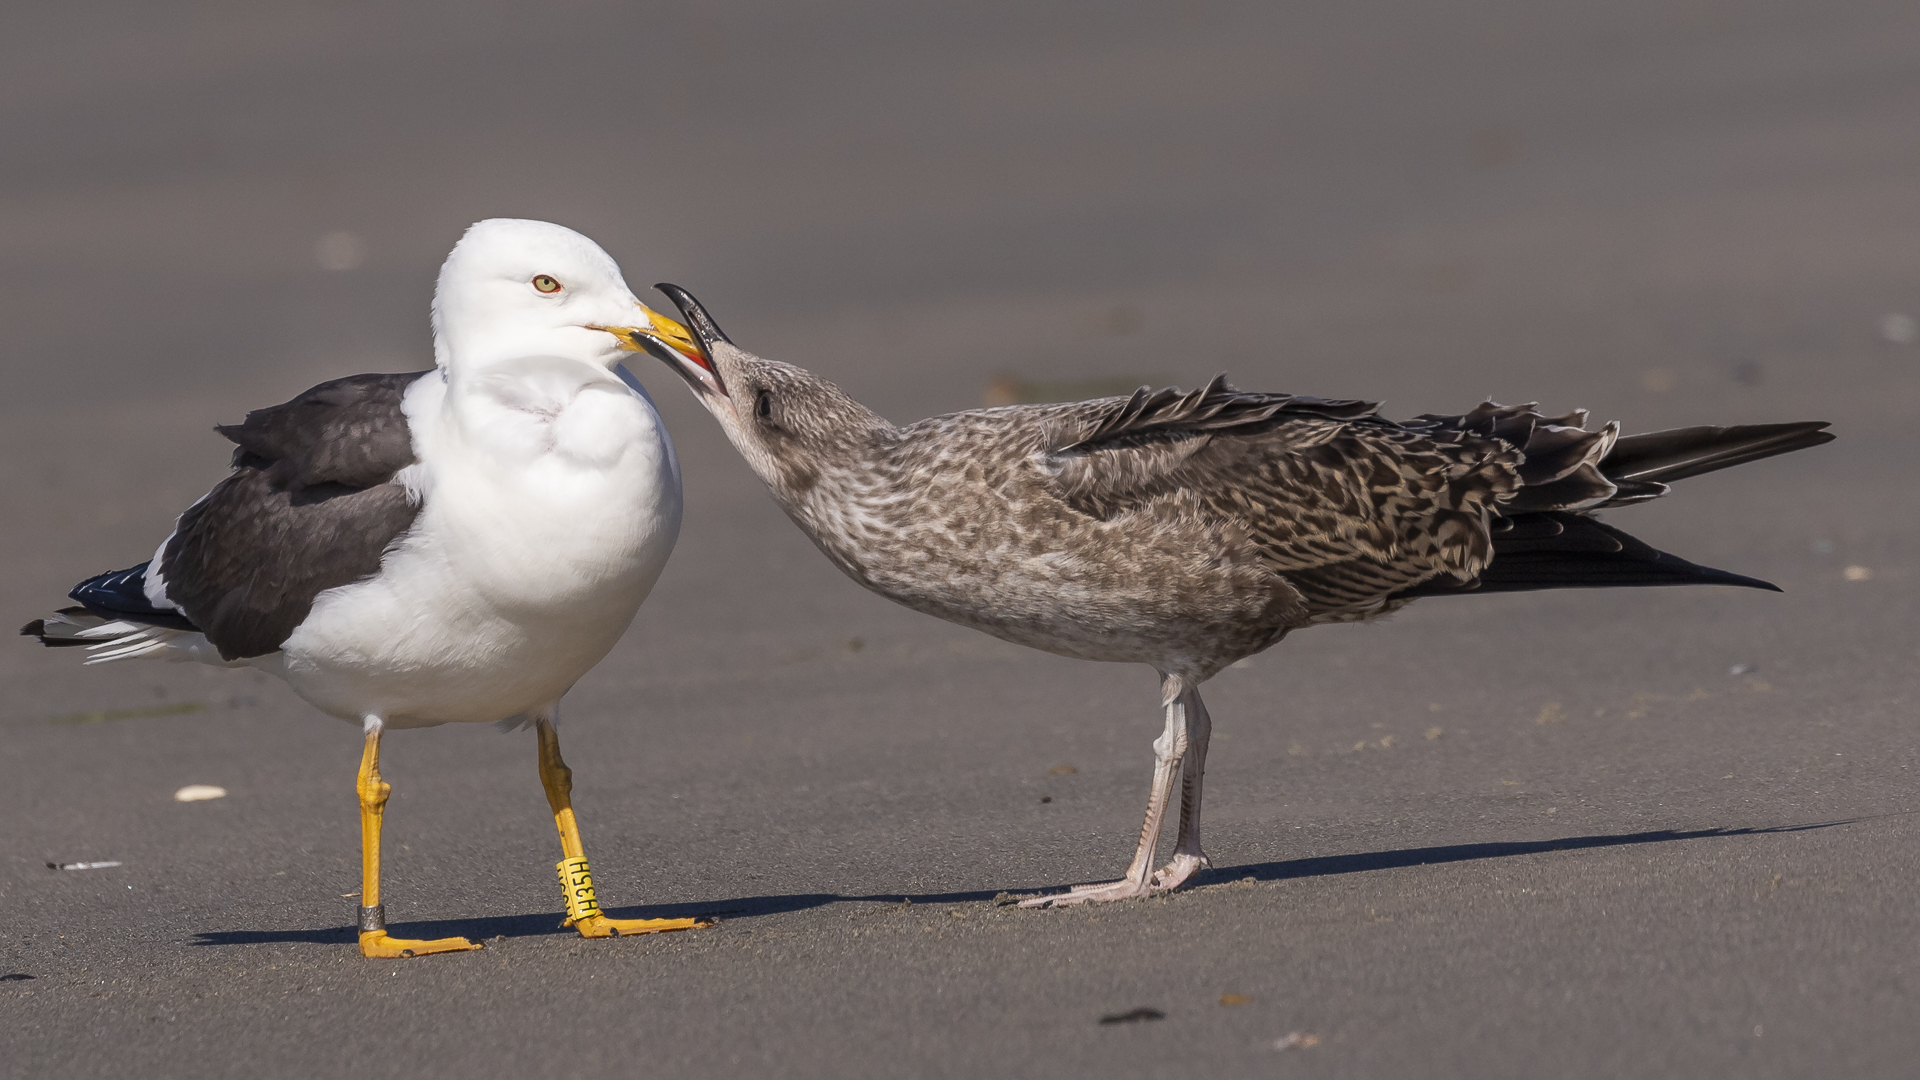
left=3, top=2, right=1918, bottom=1076
left=9, top=2, right=1919, bottom=416
left=6, top=0, right=1915, bottom=635
left=8, top=0, right=1914, bottom=700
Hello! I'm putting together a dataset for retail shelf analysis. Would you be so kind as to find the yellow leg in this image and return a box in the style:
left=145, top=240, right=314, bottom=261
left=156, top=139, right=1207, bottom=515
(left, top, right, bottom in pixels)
left=537, top=720, right=710, bottom=938
left=356, top=727, right=482, bottom=958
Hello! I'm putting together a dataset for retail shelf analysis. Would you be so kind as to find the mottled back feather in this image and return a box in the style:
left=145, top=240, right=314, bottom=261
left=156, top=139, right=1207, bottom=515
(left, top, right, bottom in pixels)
left=1042, top=379, right=1530, bottom=620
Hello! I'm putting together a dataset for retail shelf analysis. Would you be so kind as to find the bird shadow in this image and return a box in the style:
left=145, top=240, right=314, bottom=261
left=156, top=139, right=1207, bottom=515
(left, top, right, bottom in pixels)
left=189, top=818, right=1851, bottom=948
left=1187, top=820, right=1851, bottom=889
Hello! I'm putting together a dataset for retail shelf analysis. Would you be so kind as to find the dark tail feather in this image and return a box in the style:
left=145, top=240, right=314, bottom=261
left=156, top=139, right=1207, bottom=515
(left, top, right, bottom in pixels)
left=1396, top=511, right=1779, bottom=598
left=1602, top=422, right=1833, bottom=486
left=1406, top=404, right=1832, bottom=512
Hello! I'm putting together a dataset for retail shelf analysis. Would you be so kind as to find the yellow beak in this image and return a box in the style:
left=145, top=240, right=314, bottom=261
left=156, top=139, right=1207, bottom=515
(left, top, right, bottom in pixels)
left=595, top=304, right=705, bottom=362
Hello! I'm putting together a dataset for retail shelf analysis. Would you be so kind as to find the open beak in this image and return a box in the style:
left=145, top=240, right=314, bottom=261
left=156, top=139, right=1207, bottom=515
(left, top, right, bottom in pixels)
left=629, top=283, right=735, bottom=401
left=593, top=304, right=716, bottom=387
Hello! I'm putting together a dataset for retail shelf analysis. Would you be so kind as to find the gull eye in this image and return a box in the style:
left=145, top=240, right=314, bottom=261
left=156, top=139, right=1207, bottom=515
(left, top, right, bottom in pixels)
left=755, top=389, right=773, bottom=421
left=531, top=275, right=562, bottom=294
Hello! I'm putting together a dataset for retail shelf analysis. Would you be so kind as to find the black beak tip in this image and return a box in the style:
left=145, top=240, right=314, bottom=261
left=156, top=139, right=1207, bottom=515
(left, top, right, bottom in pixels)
left=632, top=334, right=689, bottom=368
left=653, top=283, right=733, bottom=347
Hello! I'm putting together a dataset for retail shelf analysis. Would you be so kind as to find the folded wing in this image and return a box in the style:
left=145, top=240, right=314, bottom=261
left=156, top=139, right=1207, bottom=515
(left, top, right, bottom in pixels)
left=153, top=371, right=430, bottom=660
left=1045, top=378, right=1830, bottom=617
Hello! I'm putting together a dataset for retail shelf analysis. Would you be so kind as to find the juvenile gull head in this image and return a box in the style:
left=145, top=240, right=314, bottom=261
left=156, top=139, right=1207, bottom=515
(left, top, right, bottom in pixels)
left=632, top=282, right=890, bottom=501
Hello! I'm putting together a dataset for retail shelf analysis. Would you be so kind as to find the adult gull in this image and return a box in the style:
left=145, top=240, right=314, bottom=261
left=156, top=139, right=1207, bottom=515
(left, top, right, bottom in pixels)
left=25, top=219, right=709, bottom=956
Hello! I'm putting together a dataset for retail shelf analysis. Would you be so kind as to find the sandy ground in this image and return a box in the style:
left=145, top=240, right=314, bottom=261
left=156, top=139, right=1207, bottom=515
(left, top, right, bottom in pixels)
left=3, top=2, right=1918, bottom=1076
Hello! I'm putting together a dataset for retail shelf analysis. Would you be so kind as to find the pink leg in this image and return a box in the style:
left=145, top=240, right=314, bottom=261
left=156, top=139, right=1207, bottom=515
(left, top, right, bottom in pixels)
left=1151, top=685, right=1212, bottom=891
left=1020, top=674, right=1207, bottom=908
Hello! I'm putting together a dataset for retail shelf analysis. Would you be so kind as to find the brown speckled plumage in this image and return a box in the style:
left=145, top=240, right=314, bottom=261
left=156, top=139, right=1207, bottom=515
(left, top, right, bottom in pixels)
left=641, top=284, right=1834, bottom=905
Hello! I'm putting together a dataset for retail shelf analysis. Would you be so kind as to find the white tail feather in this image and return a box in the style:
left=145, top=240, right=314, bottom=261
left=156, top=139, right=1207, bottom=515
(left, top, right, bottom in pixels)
left=32, top=609, right=241, bottom=667
left=85, top=626, right=182, bottom=664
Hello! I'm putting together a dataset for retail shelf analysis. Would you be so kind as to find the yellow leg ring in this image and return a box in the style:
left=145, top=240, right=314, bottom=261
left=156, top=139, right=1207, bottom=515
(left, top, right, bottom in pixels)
left=558, top=856, right=603, bottom=925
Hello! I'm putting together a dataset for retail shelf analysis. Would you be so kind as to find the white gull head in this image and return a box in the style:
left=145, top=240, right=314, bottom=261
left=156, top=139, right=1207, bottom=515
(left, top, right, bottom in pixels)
left=429, top=218, right=693, bottom=372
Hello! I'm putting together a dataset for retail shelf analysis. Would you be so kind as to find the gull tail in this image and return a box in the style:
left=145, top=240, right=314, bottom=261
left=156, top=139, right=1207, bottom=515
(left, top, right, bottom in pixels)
left=1598, top=421, right=1836, bottom=499
left=21, top=607, right=189, bottom=664
left=1398, top=406, right=1833, bottom=598
left=23, top=562, right=233, bottom=666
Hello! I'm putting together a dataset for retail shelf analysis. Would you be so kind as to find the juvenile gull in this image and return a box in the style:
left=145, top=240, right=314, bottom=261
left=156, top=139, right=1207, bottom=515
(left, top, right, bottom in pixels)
left=23, top=219, right=711, bottom=955
left=630, top=284, right=1833, bottom=907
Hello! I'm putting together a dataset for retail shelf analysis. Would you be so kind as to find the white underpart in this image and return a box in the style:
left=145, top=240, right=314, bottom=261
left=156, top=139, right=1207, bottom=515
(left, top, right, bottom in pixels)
left=276, top=355, right=681, bottom=728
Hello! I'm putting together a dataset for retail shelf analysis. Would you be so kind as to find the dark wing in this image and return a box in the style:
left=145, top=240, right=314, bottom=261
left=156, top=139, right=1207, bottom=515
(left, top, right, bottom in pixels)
left=1391, top=404, right=1831, bottom=597
left=1060, top=375, right=1380, bottom=452
left=1045, top=380, right=1828, bottom=617
left=1046, top=376, right=1523, bottom=618
left=1395, top=511, right=1779, bottom=597
left=215, top=371, right=423, bottom=488
left=158, top=371, right=430, bottom=660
